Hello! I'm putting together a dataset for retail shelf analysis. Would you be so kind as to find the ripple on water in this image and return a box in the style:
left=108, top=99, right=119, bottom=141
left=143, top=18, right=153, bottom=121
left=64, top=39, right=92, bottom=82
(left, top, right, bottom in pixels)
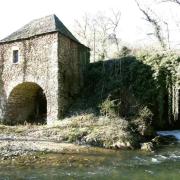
left=169, top=154, right=180, bottom=160
left=151, top=158, right=161, bottom=163
left=145, top=170, right=154, bottom=175
left=0, top=142, right=180, bottom=180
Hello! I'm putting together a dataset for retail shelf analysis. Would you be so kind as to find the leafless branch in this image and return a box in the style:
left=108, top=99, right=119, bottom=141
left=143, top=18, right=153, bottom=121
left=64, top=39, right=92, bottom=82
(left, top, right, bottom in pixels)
left=164, top=21, right=171, bottom=49
left=160, top=0, right=180, bottom=5
left=108, top=10, right=121, bottom=55
left=74, top=10, right=121, bottom=61
left=135, top=0, right=167, bottom=49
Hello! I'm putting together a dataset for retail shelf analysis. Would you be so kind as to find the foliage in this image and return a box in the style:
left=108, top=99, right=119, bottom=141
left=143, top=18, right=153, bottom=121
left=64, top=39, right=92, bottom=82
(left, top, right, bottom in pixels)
left=69, top=50, right=180, bottom=130
left=0, top=114, right=141, bottom=150
left=119, top=46, right=132, bottom=57
left=132, top=106, right=155, bottom=137
left=138, top=106, right=153, bottom=121
left=99, top=97, right=117, bottom=118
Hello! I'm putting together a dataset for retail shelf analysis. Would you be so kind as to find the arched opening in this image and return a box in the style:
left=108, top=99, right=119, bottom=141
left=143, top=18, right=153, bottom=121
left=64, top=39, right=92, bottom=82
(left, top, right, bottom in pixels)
left=5, top=82, right=47, bottom=125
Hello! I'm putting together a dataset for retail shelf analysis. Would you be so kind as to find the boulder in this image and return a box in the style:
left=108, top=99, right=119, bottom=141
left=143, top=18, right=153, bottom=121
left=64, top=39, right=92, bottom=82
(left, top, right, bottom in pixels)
left=141, top=142, right=155, bottom=152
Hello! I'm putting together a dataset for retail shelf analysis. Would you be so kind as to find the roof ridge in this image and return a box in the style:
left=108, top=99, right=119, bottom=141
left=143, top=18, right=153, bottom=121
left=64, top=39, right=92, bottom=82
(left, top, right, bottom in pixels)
left=0, top=14, right=79, bottom=44
left=53, top=14, right=79, bottom=43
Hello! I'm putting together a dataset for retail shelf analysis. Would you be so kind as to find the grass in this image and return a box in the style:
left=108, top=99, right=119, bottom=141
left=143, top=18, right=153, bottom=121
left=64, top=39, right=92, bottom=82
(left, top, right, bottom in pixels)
left=0, top=114, right=141, bottom=150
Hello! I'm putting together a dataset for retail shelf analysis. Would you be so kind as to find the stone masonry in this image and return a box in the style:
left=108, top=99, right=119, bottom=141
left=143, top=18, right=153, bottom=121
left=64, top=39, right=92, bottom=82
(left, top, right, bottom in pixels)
left=0, top=14, right=90, bottom=124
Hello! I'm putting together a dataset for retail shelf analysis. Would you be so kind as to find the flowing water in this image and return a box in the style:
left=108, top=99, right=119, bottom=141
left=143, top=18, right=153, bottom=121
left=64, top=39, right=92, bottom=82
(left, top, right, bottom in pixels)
left=0, top=131, right=180, bottom=180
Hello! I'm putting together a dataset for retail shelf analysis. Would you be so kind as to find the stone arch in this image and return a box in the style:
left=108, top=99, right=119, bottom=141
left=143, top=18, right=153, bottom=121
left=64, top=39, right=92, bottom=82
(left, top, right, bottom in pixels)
left=5, top=82, right=47, bottom=125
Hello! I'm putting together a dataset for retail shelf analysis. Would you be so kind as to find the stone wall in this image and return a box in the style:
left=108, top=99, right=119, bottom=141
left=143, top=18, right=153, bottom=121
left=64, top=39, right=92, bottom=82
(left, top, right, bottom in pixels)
left=0, top=32, right=90, bottom=124
left=0, top=32, right=59, bottom=124
left=58, top=34, right=90, bottom=118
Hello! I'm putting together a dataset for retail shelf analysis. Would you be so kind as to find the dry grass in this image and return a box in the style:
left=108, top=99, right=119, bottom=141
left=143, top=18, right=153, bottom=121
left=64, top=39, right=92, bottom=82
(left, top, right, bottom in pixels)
left=0, top=114, right=140, bottom=150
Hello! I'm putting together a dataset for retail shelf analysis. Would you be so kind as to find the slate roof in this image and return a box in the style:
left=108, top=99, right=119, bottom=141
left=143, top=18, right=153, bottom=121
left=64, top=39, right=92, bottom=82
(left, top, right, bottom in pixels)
left=0, top=14, right=80, bottom=44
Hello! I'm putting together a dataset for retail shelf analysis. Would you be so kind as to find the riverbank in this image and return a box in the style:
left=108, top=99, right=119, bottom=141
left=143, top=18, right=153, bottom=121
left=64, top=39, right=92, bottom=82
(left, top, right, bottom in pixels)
left=0, top=113, right=178, bottom=163
left=0, top=114, right=139, bottom=159
left=0, top=115, right=127, bottom=165
left=0, top=139, right=180, bottom=180
left=0, top=114, right=141, bottom=161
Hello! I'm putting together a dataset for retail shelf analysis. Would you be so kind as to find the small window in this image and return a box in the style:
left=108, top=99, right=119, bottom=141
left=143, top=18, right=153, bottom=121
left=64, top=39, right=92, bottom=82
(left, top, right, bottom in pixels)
left=13, top=50, right=19, bottom=63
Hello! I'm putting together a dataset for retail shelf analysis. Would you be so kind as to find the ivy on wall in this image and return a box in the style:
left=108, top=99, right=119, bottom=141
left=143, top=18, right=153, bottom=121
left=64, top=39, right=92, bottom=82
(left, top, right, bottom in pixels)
left=81, top=51, right=180, bottom=129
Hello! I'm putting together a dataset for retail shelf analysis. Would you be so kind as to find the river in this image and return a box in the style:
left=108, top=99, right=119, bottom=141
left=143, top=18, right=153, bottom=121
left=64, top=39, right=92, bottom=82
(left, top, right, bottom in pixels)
left=0, top=131, right=180, bottom=180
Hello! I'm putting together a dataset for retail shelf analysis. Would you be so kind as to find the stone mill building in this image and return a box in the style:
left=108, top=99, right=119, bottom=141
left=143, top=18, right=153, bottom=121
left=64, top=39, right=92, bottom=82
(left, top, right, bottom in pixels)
left=0, top=14, right=90, bottom=125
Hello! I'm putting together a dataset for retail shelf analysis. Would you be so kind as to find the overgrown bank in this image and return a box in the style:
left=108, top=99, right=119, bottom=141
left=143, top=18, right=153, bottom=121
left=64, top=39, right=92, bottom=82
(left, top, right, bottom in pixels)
left=69, top=51, right=180, bottom=130
left=0, top=51, right=179, bottom=156
left=0, top=114, right=177, bottom=160
left=64, top=50, right=180, bottom=150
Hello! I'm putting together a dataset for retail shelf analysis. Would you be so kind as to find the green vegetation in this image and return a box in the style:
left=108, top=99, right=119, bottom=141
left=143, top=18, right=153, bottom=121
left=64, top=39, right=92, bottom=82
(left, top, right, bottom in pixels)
left=69, top=50, right=180, bottom=131
left=0, top=114, right=140, bottom=150
left=1, top=50, right=179, bottom=151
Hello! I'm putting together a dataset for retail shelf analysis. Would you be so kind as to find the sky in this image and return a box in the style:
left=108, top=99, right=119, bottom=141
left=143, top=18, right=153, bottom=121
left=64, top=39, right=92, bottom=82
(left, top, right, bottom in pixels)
left=0, top=0, right=180, bottom=48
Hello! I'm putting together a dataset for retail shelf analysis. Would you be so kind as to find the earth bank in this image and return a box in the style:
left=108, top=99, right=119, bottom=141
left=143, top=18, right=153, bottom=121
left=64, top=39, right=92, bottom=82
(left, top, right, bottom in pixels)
left=0, top=51, right=180, bottom=161
left=0, top=113, right=177, bottom=162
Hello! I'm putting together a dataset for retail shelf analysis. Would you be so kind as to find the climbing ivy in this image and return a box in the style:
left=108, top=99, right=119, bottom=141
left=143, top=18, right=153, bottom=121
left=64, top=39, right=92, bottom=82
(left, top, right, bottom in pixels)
left=80, top=50, right=180, bottom=129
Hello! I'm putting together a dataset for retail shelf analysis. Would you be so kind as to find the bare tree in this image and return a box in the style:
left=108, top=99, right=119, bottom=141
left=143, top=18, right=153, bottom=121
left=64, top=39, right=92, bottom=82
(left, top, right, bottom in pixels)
left=74, top=10, right=121, bottom=61
left=108, top=10, right=121, bottom=56
left=160, top=0, right=180, bottom=4
left=74, top=14, right=92, bottom=47
left=164, top=21, right=171, bottom=49
left=135, top=0, right=167, bottom=49
left=94, top=13, right=112, bottom=60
